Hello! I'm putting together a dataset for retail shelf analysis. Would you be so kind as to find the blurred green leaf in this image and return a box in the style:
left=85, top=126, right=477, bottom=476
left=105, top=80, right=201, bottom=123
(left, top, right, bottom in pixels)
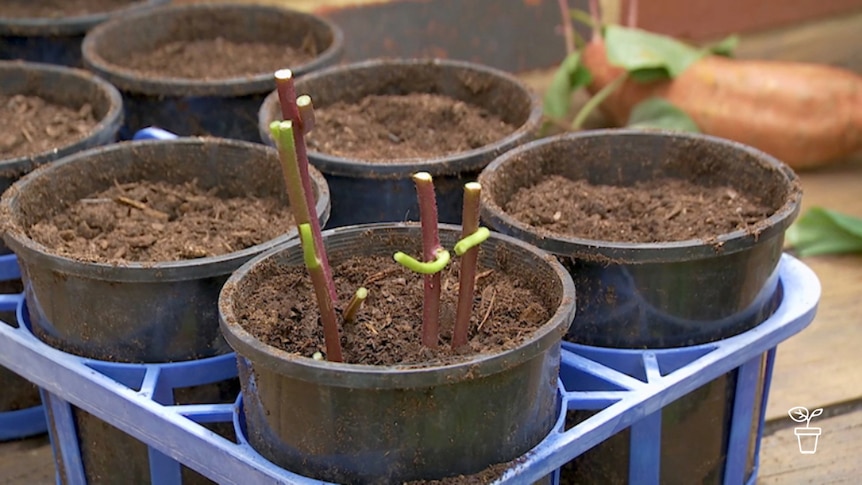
left=543, top=51, right=593, bottom=119
left=627, top=97, right=701, bottom=133
left=703, top=34, right=740, bottom=57
left=786, top=207, right=862, bottom=257
left=604, top=25, right=707, bottom=80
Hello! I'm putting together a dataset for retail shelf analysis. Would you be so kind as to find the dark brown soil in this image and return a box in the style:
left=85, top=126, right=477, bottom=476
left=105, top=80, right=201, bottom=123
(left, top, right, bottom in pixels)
left=505, top=175, right=774, bottom=243
left=2, top=0, right=138, bottom=18
left=28, top=179, right=295, bottom=263
left=0, top=95, right=97, bottom=160
left=122, top=37, right=317, bottom=80
left=234, top=255, right=550, bottom=366
left=307, top=93, right=517, bottom=161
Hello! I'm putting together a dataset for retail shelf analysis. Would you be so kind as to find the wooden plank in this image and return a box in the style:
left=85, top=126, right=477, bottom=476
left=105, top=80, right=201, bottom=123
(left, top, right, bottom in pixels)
left=760, top=409, right=862, bottom=483
left=765, top=154, right=862, bottom=420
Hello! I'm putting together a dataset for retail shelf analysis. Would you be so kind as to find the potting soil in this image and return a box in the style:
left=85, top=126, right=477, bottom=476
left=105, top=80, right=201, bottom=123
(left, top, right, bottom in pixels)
left=121, top=37, right=317, bottom=80
left=0, top=95, right=97, bottom=161
left=505, top=175, right=774, bottom=243
left=28, top=179, right=295, bottom=263
left=308, top=93, right=517, bottom=161
left=233, top=255, right=551, bottom=366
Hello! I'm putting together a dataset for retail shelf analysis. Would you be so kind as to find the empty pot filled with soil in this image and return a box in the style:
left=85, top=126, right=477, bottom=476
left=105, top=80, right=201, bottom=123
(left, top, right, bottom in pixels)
left=219, top=223, right=576, bottom=484
left=1, top=137, right=331, bottom=363
left=0, top=60, right=123, bottom=217
left=82, top=2, right=343, bottom=141
left=478, top=129, right=801, bottom=349
left=258, top=58, right=544, bottom=227
left=478, top=129, right=801, bottom=484
left=0, top=0, right=169, bottom=66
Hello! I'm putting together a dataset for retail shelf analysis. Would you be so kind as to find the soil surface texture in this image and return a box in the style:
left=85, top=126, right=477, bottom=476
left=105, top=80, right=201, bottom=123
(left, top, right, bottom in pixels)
left=0, top=95, right=97, bottom=160
left=307, top=93, right=517, bottom=161
left=2, top=0, right=138, bottom=18
left=29, top=179, right=295, bottom=263
left=234, top=255, right=550, bottom=366
left=122, top=37, right=317, bottom=80
left=505, top=175, right=774, bottom=243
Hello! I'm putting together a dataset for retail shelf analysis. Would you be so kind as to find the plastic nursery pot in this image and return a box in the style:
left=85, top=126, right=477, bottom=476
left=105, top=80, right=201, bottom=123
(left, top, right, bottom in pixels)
left=258, top=58, right=544, bottom=228
left=478, top=129, right=802, bottom=349
left=219, top=223, right=577, bottom=484
left=0, top=137, right=331, bottom=363
left=0, top=279, right=41, bottom=420
left=82, top=2, right=343, bottom=142
left=0, top=60, right=124, bottom=254
left=0, top=0, right=169, bottom=67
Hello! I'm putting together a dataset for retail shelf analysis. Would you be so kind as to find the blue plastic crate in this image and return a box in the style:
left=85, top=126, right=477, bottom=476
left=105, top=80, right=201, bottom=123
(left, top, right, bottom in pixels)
left=0, top=253, right=48, bottom=441
left=0, top=253, right=819, bottom=484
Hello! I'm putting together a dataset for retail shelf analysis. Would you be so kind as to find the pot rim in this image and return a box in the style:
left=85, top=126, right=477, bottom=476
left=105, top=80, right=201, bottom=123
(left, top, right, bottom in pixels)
left=258, top=57, right=545, bottom=178
left=0, top=137, right=331, bottom=282
left=218, top=222, right=577, bottom=389
left=0, top=0, right=169, bottom=36
left=477, top=129, right=803, bottom=263
left=0, top=60, right=124, bottom=173
left=80, top=2, right=345, bottom=97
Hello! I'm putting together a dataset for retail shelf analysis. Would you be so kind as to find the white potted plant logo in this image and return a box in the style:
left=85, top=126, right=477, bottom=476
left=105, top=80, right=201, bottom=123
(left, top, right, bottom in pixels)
left=788, top=406, right=823, bottom=454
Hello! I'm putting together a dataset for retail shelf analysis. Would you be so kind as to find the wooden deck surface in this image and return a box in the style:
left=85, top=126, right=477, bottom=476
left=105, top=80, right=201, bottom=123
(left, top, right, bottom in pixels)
left=2, top=4, right=862, bottom=484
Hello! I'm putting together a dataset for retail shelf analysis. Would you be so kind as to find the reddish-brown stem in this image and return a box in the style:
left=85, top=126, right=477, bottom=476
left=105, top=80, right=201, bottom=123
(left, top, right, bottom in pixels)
left=556, top=0, right=575, bottom=55
left=453, top=183, right=481, bottom=349
left=589, top=0, right=601, bottom=41
left=274, top=69, right=337, bottom=305
left=413, top=172, right=442, bottom=349
left=627, top=0, right=638, bottom=27
left=308, top=244, right=344, bottom=362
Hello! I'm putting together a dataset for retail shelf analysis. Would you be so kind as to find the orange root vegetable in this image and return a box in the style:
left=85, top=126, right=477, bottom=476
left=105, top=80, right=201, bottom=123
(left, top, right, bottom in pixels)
left=581, top=38, right=862, bottom=169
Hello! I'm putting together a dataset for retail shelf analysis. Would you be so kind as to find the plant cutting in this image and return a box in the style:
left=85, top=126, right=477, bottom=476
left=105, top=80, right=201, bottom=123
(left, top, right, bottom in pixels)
left=269, top=84, right=492, bottom=356
left=219, top=74, right=576, bottom=483
left=546, top=0, right=862, bottom=170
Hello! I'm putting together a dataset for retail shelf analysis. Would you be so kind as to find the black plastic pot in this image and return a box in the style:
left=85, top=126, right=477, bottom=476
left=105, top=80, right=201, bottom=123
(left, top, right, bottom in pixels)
left=258, top=58, right=544, bottom=228
left=0, top=60, right=124, bottom=253
left=478, top=129, right=801, bottom=349
left=0, top=279, right=41, bottom=416
left=219, top=223, right=576, bottom=484
left=478, top=129, right=801, bottom=484
left=1, top=137, right=330, bottom=363
left=0, top=60, right=121, bottom=437
left=81, top=3, right=343, bottom=142
left=1, top=137, right=330, bottom=484
left=0, top=0, right=169, bottom=67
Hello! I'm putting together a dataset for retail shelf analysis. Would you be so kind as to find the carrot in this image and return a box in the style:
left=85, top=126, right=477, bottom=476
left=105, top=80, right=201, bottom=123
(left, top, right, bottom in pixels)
left=578, top=0, right=862, bottom=170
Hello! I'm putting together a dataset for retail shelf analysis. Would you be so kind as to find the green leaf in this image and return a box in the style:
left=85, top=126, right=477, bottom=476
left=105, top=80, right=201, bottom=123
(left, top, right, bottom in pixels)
left=628, top=67, right=672, bottom=83
left=543, top=51, right=593, bottom=119
left=785, top=207, right=862, bottom=257
left=703, top=34, right=740, bottom=57
left=626, top=97, right=701, bottom=133
left=604, top=25, right=708, bottom=80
